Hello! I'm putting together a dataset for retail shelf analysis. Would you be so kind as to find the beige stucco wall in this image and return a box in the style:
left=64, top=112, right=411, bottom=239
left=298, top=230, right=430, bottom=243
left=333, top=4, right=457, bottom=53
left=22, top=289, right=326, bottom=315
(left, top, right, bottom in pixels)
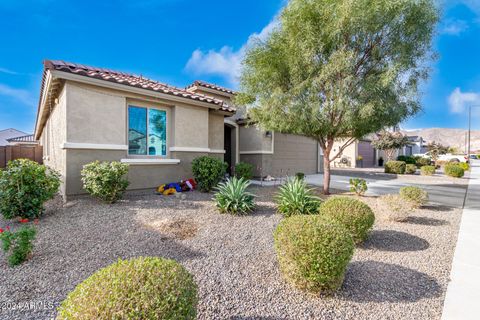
left=331, top=139, right=358, bottom=168
left=208, top=112, right=224, bottom=151
left=66, top=83, right=127, bottom=144
left=173, top=104, right=209, bottom=148
left=239, top=125, right=273, bottom=152
left=40, top=85, right=67, bottom=195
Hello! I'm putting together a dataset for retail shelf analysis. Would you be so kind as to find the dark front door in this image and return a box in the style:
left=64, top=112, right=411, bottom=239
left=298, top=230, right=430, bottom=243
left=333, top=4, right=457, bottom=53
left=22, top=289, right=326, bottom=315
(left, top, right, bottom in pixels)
left=224, top=125, right=232, bottom=174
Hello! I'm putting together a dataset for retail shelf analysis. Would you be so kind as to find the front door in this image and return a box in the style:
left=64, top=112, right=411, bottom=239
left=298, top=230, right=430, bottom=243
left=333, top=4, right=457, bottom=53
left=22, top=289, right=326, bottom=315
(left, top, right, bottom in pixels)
left=224, top=125, right=232, bottom=174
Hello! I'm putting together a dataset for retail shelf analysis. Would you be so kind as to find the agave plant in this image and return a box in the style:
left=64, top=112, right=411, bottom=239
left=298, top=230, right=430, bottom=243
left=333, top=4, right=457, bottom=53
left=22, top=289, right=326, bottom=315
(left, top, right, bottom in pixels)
left=275, top=178, right=321, bottom=217
left=213, top=177, right=255, bottom=215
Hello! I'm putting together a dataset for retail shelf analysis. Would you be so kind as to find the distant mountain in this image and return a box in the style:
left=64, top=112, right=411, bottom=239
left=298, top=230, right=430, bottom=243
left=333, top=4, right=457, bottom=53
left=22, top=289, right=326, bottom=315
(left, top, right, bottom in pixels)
left=402, top=128, right=480, bottom=153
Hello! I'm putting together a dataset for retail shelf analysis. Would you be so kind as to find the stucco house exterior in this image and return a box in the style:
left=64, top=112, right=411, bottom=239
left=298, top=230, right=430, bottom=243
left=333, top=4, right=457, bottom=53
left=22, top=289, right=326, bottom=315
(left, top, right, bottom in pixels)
left=35, top=61, right=323, bottom=197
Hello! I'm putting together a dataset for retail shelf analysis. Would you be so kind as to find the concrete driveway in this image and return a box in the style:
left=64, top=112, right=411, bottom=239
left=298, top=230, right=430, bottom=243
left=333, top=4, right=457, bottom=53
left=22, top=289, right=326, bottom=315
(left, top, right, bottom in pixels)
left=306, top=169, right=469, bottom=208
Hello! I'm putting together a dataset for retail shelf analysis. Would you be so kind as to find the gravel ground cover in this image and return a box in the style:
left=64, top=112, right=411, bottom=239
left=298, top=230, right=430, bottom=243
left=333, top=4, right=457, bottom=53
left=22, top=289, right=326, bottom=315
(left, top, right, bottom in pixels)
left=0, top=186, right=461, bottom=319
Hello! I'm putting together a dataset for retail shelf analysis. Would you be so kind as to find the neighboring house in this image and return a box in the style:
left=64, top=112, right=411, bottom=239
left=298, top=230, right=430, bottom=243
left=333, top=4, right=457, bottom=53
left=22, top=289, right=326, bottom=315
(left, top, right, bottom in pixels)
left=402, top=135, right=428, bottom=155
left=0, top=128, right=29, bottom=146
left=330, top=136, right=377, bottom=168
left=6, top=134, right=38, bottom=146
left=35, top=61, right=325, bottom=197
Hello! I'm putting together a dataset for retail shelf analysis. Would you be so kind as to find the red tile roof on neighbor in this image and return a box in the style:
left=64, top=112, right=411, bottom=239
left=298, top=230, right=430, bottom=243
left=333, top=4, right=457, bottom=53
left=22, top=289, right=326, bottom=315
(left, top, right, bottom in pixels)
left=43, top=60, right=235, bottom=113
left=187, top=80, right=236, bottom=95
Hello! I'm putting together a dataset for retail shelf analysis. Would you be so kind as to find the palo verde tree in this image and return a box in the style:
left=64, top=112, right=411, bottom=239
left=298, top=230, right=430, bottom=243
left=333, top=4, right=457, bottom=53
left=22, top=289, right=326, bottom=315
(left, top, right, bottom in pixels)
left=371, top=131, right=410, bottom=161
left=236, top=0, right=438, bottom=194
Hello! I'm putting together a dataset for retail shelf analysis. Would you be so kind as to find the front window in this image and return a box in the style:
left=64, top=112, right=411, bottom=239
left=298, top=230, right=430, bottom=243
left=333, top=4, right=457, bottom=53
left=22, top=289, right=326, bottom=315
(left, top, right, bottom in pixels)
left=128, top=105, right=167, bottom=156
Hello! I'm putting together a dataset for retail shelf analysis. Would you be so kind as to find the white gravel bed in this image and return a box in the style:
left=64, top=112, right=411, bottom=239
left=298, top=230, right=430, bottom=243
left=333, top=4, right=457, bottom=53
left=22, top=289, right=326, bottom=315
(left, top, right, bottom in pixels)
left=0, top=187, right=461, bottom=319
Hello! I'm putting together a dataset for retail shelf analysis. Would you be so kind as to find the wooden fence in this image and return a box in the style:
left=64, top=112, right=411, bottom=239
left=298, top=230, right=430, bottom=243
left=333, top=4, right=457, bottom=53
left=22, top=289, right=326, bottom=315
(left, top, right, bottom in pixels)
left=0, top=145, right=43, bottom=168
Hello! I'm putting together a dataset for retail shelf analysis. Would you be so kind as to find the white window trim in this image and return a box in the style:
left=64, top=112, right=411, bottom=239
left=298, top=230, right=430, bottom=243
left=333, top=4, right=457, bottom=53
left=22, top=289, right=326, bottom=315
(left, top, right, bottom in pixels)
left=62, top=142, right=128, bottom=150
left=120, top=158, right=180, bottom=165
left=169, top=146, right=226, bottom=154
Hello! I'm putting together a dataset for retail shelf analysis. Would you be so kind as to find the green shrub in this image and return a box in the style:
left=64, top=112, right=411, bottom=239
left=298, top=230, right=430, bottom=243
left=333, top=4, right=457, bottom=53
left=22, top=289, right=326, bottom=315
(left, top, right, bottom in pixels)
left=275, top=178, right=321, bottom=217
left=384, top=161, right=406, bottom=174
left=295, top=172, right=305, bottom=180
left=421, top=165, right=436, bottom=176
left=397, top=155, right=416, bottom=164
left=399, top=186, right=428, bottom=209
left=378, top=194, right=411, bottom=222
left=234, top=162, right=254, bottom=180
left=415, top=157, right=431, bottom=168
left=192, top=156, right=227, bottom=192
left=320, top=197, right=375, bottom=244
left=0, top=226, right=36, bottom=266
left=81, top=161, right=130, bottom=203
left=214, top=177, right=255, bottom=215
left=444, top=163, right=465, bottom=178
left=458, top=162, right=470, bottom=171
left=273, top=215, right=354, bottom=293
left=349, top=178, right=367, bottom=195
left=405, top=164, right=417, bottom=174
left=57, top=257, right=198, bottom=320
left=0, top=159, right=60, bottom=220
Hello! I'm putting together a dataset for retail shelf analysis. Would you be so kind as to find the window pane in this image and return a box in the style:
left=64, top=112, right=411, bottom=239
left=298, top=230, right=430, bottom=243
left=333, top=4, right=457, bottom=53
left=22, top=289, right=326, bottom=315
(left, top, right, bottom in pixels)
left=128, top=106, right=147, bottom=155
left=148, top=109, right=167, bottom=156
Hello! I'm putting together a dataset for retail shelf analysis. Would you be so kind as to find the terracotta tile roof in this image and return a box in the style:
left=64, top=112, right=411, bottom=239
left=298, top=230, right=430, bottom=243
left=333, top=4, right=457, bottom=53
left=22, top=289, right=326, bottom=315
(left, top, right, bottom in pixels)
left=6, top=134, right=35, bottom=143
left=187, top=80, right=236, bottom=95
left=43, top=60, right=235, bottom=113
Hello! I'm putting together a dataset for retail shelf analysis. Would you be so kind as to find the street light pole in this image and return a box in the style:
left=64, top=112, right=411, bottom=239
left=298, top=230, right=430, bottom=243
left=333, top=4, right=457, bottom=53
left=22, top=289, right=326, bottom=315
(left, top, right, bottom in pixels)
left=468, top=106, right=471, bottom=158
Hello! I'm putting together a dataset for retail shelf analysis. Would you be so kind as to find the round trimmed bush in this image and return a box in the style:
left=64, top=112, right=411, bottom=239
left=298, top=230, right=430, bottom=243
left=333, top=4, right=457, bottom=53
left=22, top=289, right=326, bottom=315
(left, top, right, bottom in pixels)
left=378, top=194, right=411, bottom=222
left=81, top=161, right=130, bottom=203
left=234, top=162, right=254, bottom=180
left=399, top=186, right=428, bottom=209
left=444, top=163, right=465, bottom=178
left=384, top=161, right=406, bottom=174
left=458, top=162, right=470, bottom=171
left=421, top=165, right=435, bottom=176
left=405, top=164, right=417, bottom=174
left=415, top=157, right=431, bottom=168
left=57, top=257, right=198, bottom=320
left=192, top=156, right=227, bottom=192
left=274, top=215, right=354, bottom=293
left=319, top=197, right=375, bottom=244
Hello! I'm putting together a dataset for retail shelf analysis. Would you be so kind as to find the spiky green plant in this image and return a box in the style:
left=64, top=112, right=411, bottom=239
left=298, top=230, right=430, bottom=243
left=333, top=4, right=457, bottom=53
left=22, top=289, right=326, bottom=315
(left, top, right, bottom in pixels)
left=275, top=178, right=321, bottom=217
left=213, top=177, right=255, bottom=215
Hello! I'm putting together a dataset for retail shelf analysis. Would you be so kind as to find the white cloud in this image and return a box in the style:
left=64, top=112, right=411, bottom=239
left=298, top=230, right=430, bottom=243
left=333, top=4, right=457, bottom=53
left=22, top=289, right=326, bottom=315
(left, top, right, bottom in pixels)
left=441, top=19, right=468, bottom=35
left=0, top=83, right=35, bottom=106
left=184, top=18, right=280, bottom=87
left=448, top=87, right=480, bottom=113
left=0, top=67, right=19, bottom=75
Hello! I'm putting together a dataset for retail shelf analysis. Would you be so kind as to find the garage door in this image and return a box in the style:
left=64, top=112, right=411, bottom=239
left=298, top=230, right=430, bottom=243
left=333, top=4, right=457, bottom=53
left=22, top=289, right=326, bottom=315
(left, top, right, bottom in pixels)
left=271, top=133, right=318, bottom=175
left=358, top=141, right=376, bottom=167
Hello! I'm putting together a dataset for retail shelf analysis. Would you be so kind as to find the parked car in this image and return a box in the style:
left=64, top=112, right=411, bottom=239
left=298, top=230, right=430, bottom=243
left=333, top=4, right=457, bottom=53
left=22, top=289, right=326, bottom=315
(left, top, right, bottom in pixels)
left=438, top=154, right=469, bottom=163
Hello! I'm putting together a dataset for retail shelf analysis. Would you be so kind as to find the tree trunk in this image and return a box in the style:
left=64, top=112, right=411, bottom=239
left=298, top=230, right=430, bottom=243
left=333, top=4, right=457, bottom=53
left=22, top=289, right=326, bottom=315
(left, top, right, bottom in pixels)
left=323, top=149, right=331, bottom=195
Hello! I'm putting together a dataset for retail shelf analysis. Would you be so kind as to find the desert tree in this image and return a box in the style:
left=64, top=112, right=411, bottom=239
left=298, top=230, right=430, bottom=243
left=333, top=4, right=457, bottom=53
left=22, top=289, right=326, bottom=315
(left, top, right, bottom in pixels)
left=236, top=0, right=438, bottom=194
left=371, top=131, right=410, bottom=161
left=427, top=141, right=448, bottom=161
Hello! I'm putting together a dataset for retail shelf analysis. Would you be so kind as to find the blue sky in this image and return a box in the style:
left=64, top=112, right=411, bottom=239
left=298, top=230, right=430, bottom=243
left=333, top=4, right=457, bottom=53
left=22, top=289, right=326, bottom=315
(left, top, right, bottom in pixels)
left=0, top=0, right=479, bottom=133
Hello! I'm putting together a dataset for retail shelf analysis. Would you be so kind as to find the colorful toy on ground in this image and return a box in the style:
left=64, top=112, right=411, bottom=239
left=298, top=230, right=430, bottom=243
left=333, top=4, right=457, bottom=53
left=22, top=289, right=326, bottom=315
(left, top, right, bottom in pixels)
left=157, top=179, right=196, bottom=196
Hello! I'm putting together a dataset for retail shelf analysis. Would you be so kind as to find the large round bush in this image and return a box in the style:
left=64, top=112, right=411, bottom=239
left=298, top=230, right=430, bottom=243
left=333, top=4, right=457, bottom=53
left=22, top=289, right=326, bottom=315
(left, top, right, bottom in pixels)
left=384, top=161, right=406, bottom=174
left=192, top=156, right=227, bottom=192
left=319, top=197, right=375, bottom=244
left=0, top=159, right=60, bottom=219
left=57, top=257, right=198, bottom=320
left=421, top=165, right=435, bottom=176
left=444, top=163, right=465, bottom=178
left=274, top=215, right=354, bottom=293
left=81, top=161, right=130, bottom=203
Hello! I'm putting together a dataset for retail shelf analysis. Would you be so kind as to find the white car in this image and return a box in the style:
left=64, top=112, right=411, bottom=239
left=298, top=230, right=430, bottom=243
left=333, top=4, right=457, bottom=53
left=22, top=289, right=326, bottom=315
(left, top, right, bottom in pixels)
left=437, top=154, right=469, bottom=163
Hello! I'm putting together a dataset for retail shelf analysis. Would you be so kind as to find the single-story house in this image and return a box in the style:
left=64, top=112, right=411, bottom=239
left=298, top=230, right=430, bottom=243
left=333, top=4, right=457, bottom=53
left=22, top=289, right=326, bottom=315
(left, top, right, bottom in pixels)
left=0, top=128, right=29, bottom=146
left=35, top=61, right=323, bottom=197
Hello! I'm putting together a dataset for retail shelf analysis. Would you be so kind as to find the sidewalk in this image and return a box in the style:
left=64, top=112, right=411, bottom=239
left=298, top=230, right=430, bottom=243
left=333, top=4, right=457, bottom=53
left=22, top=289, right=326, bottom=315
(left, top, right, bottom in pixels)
left=442, top=160, right=480, bottom=320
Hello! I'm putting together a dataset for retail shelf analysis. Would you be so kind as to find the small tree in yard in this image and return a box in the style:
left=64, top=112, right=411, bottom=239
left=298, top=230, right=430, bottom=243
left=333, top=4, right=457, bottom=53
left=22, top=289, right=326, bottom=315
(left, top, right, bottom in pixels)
left=235, top=0, right=438, bottom=194
left=427, top=141, right=448, bottom=162
left=371, top=131, right=410, bottom=161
